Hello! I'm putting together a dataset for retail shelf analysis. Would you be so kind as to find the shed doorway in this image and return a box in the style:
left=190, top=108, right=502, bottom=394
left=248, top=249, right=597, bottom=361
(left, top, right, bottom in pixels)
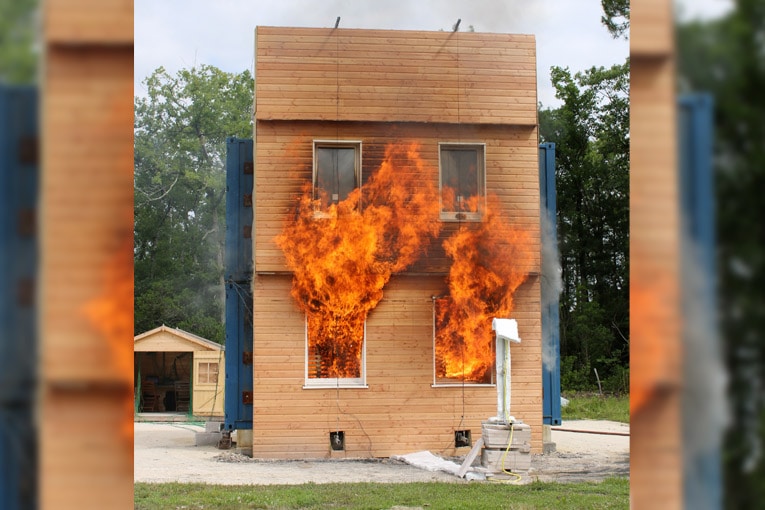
left=134, top=351, right=192, bottom=414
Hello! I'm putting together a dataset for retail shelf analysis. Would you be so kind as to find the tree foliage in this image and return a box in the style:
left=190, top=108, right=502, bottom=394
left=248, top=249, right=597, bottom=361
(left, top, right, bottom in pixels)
left=539, top=60, right=630, bottom=393
left=677, top=2, right=765, bottom=507
left=0, top=0, right=38, bottom=83
left=600, top=0, right=630, bottom=39
left=134, top=65, right=253, bottom=343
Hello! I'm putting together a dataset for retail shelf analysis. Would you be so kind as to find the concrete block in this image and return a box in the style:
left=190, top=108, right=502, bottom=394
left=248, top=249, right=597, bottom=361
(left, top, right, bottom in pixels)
left=481, top=422, right=531, bottom=449
left=205, top=421, right=223, bottom=433
left=543, top=441, right=557, bottom=454
left=195, top=431, right=222, bottom=446
left=481, top=448, right=531, bottom=473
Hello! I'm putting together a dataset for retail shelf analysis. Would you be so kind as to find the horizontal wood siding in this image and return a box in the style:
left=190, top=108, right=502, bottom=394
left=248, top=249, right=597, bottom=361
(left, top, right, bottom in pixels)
left=254, top=121, right=540, bottom=273
left=41, top=2, right=134, bottom=508
left=45, top=0, right=132, bottom=45
left=255, top=27, right=536, bottom=125
left=252, top=275, right=542, bottom=457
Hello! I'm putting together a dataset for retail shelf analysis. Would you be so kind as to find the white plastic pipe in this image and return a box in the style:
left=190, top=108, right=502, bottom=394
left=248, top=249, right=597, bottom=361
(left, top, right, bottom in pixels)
left=492, top=318, right=521, bottom=423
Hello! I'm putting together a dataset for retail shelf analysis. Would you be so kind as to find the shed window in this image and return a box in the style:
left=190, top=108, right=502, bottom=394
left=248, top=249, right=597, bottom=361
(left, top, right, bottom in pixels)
left=313, top=141, right=362, bottom=209
left=304, top=314, right=367, bottom=389
left=439, top=143, right=486, bottom=221
left=198, top=362, right=219, bottom=384
left=433, top=297, right=495, bottom=386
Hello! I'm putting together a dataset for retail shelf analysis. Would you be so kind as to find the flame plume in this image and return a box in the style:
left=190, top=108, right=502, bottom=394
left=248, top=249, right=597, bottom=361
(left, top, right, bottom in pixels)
left=435, top=200, right=531, bottom=383
left=276, top=143, right=442, bottom=378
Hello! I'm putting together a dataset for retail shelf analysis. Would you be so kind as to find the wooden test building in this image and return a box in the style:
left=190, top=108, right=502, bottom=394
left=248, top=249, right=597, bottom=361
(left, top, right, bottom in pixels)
left=251, top=26, right=542, bottom=458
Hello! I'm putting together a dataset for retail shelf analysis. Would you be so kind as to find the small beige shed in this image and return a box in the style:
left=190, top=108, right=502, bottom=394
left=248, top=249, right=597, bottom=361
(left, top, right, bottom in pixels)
left=134, top=325, right=225, bottom=417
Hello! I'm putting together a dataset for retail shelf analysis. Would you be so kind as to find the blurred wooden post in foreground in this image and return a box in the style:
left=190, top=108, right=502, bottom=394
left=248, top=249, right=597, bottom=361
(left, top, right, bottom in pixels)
left=630, top=0, right=682, bottom=508
left=40, top=1, right=134, bottom=509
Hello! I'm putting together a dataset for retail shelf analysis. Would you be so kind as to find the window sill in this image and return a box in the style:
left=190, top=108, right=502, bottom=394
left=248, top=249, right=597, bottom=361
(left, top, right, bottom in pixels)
left=440, top=212, right=483, bottom=222
left=431, top=383, right=496, bottom=388
left=303, top=381, right=368, bottom=390
left=312, top=210, right=332, bottom=219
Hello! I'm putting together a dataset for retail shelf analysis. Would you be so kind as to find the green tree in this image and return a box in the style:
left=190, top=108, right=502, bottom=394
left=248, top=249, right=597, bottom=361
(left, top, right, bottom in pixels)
left=677, top=2, right=765, bottom=507
left=0, top=0, right=38, bottom=83
left=134, top=65, right=253, bottom=343
left=600, top=0, right=630, bottom=39
left=539, top=60, right=630, bottom=393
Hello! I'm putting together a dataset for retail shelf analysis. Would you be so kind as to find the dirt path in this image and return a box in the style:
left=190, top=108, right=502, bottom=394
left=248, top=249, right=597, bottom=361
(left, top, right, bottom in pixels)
left=530, top=420, right=630, bottom=483
left=134, top=420, right=628, bottom=485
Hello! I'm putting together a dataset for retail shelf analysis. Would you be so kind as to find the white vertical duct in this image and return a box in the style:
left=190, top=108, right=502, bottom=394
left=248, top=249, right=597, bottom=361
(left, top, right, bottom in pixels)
left=492, top=318, right=521, bottom=423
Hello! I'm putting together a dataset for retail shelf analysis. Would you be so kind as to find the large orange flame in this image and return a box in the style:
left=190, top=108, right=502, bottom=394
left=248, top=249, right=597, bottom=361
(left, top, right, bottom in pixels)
left=278, top=143, right=531, bottom=384
left=276, top=143, right=442, bottom=378
left=435, top=199, right=531, bottom=383
left=82, top=220, right=134, bottom=452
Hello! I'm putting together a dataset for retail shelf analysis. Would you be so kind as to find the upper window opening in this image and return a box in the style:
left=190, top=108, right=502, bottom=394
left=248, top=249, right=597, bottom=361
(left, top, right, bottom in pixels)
left=439, top=143, right=486, bottom=221
left=313, top=141, right=362, bottom=209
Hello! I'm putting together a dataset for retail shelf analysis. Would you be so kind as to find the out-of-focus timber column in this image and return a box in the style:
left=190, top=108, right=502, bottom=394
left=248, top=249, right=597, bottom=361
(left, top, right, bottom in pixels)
left=40, top=1, right=134, bottom=509
left=630, top=1, right=682, bottom=509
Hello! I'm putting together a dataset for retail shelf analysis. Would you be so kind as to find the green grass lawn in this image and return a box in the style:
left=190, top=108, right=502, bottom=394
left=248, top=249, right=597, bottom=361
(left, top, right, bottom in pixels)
left=560, top=393, right=630, bottom=423
left=135, top=478, right=629, bottom=509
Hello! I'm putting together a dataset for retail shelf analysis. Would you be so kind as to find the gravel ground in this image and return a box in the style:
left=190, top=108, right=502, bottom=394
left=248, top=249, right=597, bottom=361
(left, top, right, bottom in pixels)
left=134, top=420, right=629, bottom=485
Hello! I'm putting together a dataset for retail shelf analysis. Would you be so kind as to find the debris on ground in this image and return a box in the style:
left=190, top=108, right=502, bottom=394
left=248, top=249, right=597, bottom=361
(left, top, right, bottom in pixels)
left=213, top=452, right=253, bottom=463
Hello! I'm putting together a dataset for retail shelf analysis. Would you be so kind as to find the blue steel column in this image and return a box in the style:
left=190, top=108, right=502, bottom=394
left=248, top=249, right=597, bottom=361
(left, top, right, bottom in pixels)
left=224, top=137, right=254, bottom=432
left=678, top=94, right=721, bottom=510
left=539, top=142, right=561, bottom=426
left=0, top=85, right=38, bottom=510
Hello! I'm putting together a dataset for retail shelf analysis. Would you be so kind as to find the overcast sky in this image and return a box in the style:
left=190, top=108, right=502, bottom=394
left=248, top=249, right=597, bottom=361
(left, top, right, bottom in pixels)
left=134, top=0, right=632, bottom=109
left=134, top=0, right=732, bottom=108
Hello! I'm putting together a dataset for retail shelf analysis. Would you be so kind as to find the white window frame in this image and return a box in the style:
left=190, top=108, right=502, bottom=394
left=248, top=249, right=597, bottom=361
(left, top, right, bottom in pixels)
left=197, top=361, right=220, bottom=385
left=432, top=297, right=496, bottom=388
left=438, top=142, right=487, bottom=222
left=312, top=140, right=363, bottom=210
left=303, top=316, right=368, bottom=389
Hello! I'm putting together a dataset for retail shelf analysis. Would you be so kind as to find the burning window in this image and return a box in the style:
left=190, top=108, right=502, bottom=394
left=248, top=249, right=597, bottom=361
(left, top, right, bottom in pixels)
left=439, top=143, right=485, bottom=221
left=313, top=141, right=362, bottom=209
left=197, top=362, right=219, bottom=384
left=433, top=297, right=496, bottom=386
left=305, top=313, right=366, bottom=388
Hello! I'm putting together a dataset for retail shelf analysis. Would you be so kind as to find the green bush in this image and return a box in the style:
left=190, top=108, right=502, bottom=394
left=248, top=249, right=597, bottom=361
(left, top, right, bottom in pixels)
left=561, top=355, right=592, bottom=391
left=561, top=393, right=629, bottom=423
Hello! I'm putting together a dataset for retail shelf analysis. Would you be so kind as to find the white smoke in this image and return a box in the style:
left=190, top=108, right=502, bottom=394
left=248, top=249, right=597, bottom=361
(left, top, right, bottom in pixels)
left=540, top=206, right=562, bottom=373
left=681, top=235, right=730, bottom=510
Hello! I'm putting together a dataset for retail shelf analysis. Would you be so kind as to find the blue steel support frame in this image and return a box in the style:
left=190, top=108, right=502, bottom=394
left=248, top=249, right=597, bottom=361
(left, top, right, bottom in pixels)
left=678, top=94, right=720, bottom=510
left=224, top=137, right=254, bottom=432
left=0, top=85, right=38, bottom=510
left=539, top=142, right=561, bottom=426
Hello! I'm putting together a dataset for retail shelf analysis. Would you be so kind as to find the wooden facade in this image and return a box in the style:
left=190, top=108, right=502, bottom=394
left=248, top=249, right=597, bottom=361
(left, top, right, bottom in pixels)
left=40, top=0, right=134, bottom=508
left=252, top=27, right=542, bottom=458
left=630, top=0, right=682, bottom=508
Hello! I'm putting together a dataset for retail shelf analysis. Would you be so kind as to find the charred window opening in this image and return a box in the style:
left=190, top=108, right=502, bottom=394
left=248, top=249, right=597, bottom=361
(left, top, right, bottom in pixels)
left=305, top=313, right=366, bottom=388
left=433, top=297, right=496, bottom=386
left=439, top=143, right=486, bottom=221
left=313, top=141, right=362, bottom=209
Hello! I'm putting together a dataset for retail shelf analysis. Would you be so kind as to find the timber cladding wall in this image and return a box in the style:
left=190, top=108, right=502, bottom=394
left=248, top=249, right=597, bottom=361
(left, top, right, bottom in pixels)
left=252, top=275, right=541, bottom=458
left=254, top=121, right=540, bottom=273
left=252, top=26, right=541, bottom=457
left=41, top=0, right=134, bottom=508
left=255, top=27, right=537, bottom=125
